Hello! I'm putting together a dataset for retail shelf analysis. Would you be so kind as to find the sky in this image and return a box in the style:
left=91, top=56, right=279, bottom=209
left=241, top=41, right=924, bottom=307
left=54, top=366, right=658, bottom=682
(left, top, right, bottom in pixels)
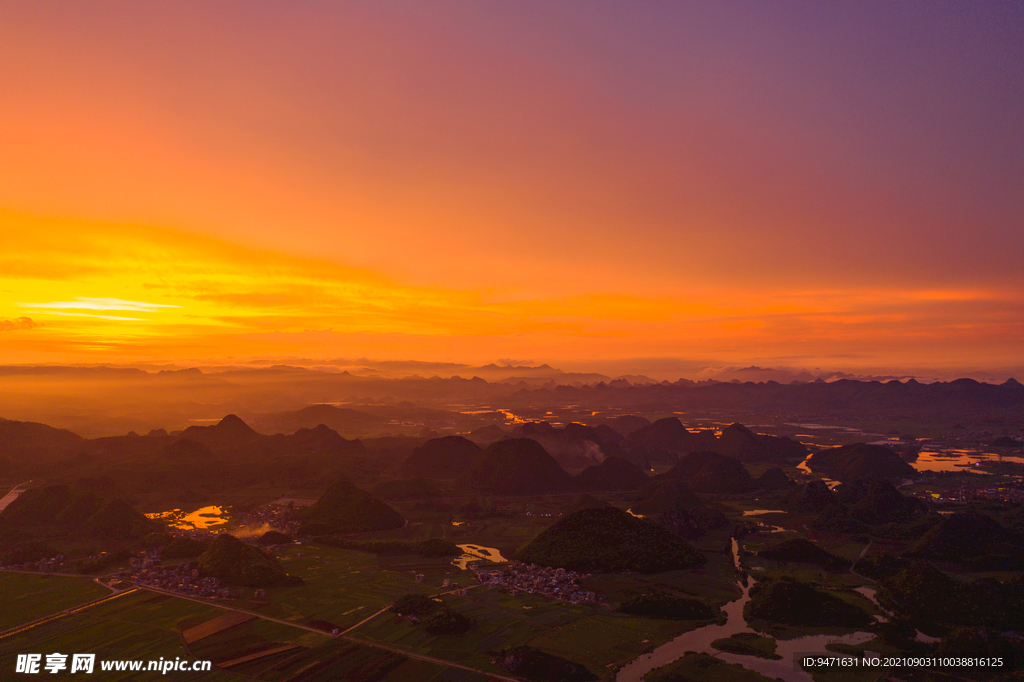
left=0, top=2, right=1021, bottom=377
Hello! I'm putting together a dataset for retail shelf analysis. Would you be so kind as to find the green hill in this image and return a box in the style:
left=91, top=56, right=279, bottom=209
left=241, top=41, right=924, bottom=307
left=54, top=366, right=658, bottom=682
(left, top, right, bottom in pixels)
left=646, top=652, right=779, bottom=682
left=745, top=577, right=873, bottom=628
left=905, top=511, right=1024, bottom=569
left=786, top=480, right=835, bottom=513
left=877, top=562, right=1024, bottom=629
left=195, top=534, right=301, bottom=588
left=401, top=436, right=482, bottom=479
left=574, top=456, right=650, bottom=491
left=514, top=506, right=705, bottom=573
left=0, top=485, right=155, bottom=539
left=656, top=451, right=755, bottom=494
left=756, top=467, right=794, bottom=490
left=299, top=479, right=405, bottom=535
left=630, top=481, right=729, bottom=539
left=84, top=499, right=158, bottom=539
left=806, top=443, right=917, bottom=482
left=618, top=591, right=717, bottom=620
left=715, top=423, right=807, bottom=462
left=0, top=418, right=84, bottom=468
left=757, top=538, right=850, bottom=571
left=849, top=479, right=927, bottom=526
left=466, top=438, right=574, bottom=495
left=256, top=530, right=292, bottom=546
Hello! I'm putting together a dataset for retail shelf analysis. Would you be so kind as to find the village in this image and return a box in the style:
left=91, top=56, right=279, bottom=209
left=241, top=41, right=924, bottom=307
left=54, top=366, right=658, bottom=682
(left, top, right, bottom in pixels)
left=467, top=561, right=603, bottom=605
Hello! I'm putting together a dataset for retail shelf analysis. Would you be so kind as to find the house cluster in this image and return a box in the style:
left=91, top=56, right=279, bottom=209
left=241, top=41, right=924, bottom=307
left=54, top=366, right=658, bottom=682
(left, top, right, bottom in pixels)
left=237, top=503, right=302, bottom=537
left=114, top=550, right=225, bottom=597
left=473, top=562, right=601, bottom=605
left=0, top=554, right=65, bottom=572
left=913, top=481, right=1024, bottom=505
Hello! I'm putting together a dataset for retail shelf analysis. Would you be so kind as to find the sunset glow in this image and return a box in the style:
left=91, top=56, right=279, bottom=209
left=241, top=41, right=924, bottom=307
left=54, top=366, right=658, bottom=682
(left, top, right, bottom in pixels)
left=1, top=3, right=1021, bottom=376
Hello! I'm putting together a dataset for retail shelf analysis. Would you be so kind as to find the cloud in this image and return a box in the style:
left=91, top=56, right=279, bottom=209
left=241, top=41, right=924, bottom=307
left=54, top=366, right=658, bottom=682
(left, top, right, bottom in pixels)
left=22, top=311, right=149, bottom=321
left=18, top=297, right=181, bottom=312
left=0, top=317, right=37, bottom=331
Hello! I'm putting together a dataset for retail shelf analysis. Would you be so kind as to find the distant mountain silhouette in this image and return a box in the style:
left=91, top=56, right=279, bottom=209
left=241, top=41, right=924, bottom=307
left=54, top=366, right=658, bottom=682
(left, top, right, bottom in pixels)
left=656, top=451, right=756, bottom=494
left=806, top=443, right=917, bottom=481
left=400, top=436, right=482, bottom=479
left=621, top=419, right=804, bottom=465
left=624, top=418, right=712, bottom=453
left=465, top=424, right=507, bottom=445
left=503, top=377, right=1024, bottom=420
left=248, top=404, right=386, bottom=437
left=602, top=415, right=651, bottom=437
left=756, top=467, right=794, bottom=490
left=786, top=480, right=835, bottom=513
left=179, top=414, right=260, bottom=450
left=515, top=506, right=704, bottom=573
left=843, top=479, right=927, bottom=526
left=510, top=422, right=624, bottom=470
left=714, top=423, right=807, bottom=462
left=574, top=456, right=650, bottom=491
left=0, top=417, right=84, bottom=472
left=464, top=438, right=574, bottom=495
left=158, top=438, right=216, bottom=460
left=300, top=479, right=405, bottom=535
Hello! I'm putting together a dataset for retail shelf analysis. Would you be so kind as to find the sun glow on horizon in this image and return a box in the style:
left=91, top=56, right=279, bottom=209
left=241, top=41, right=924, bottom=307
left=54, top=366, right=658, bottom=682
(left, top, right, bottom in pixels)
left=0, top=211, right=1020, bottom=371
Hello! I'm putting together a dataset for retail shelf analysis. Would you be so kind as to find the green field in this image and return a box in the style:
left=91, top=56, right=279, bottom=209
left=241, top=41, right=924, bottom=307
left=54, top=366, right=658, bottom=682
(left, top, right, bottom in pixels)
left=249, top=544, right=462, bottom=630
left=0, top=584, right=492, bottom=682
left=0, top=590, right=244, bottom=681
left=0, top=573, right=111, bottom=630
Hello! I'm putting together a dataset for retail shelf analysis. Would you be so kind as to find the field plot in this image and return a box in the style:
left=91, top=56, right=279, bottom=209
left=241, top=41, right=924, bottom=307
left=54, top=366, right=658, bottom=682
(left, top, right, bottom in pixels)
left=583, top=551, right=740, bottom=607
left=257, top=545, right=451, bottom=629
left=527, top=611, right=701, bottom=671
left=245, top=637, right=494, bottom=682
left=182, top=611, right=256, bottom=643
left=0, top=590, right=244, bottom=681
left=0, top=573, right=110, bottom=631
left=352, top=582, right=607, bottom=674
left=187, top=617, right=329, bottom=674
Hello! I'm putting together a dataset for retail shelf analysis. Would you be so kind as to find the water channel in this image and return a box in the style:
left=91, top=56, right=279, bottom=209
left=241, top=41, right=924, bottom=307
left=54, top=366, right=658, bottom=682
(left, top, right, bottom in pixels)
left=616, top=539, right=875, bottom=682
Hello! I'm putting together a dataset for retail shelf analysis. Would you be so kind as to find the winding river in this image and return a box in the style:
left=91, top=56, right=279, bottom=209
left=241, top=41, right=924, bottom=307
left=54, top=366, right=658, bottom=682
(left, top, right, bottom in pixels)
left=616, top=539, right=874, bottom=682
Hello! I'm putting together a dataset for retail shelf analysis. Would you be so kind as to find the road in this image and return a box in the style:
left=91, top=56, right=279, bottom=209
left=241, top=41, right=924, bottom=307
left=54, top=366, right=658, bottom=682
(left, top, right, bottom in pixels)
left=134, top=583, right=522, bottom=681
left=0, top=588, right=138, bottom=641
left=849, top=539, right=875, bottom=582
left=0, top=480, right=32, bottom=513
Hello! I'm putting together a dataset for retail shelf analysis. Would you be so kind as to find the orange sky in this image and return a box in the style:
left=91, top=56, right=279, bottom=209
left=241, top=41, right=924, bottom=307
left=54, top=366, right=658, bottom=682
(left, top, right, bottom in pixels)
left=1, top=4, right=1021, bottom=376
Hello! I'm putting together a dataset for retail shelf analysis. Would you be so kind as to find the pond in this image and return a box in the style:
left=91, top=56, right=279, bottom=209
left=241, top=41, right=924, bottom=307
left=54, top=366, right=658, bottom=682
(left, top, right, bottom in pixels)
left=145, top=505, right=230, bottom=531
left=912, top=449, right=1024, bottom=473
left=451, top=544, right=508, bottom=570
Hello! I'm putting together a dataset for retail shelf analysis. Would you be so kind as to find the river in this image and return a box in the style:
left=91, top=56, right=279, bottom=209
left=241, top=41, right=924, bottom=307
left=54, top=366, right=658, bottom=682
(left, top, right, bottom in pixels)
left=616, top=539, right=874, bottom=682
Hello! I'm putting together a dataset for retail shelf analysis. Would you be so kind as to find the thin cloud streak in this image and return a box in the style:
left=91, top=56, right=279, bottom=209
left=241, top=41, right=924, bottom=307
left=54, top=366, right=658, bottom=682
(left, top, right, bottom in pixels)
left=23, top=311, right=150, bottom=321
left=18, top=296, right=181, bottom=311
